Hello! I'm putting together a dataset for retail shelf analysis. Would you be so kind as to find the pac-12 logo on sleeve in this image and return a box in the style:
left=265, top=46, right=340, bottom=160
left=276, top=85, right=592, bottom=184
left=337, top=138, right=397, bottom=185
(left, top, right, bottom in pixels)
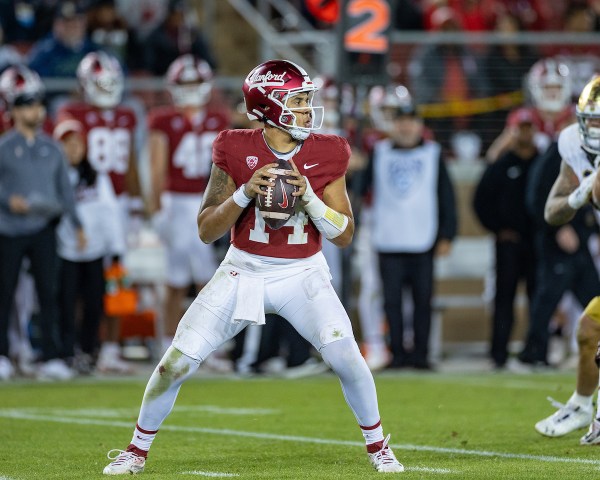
left=246, top=156, right=258, bottom=169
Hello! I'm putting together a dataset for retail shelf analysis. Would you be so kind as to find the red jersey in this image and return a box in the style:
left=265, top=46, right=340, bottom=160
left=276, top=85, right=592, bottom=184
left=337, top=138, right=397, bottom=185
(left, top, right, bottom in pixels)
left=57, top=102, right=137, bottom=195
left=213, top=129, right=350, bottom=259
left=148, top=106, right=229, bottom=194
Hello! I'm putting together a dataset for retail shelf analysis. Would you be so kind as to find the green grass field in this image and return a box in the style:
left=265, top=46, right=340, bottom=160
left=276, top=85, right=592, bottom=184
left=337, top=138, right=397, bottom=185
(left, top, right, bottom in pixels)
left=1, top=369, right=598, bottom=479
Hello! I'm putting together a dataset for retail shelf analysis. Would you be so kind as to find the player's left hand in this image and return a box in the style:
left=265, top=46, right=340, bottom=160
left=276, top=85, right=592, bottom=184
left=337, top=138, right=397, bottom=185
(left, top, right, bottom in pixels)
left=285, top=159, right=307, bottom=197
left=435, top=238, right=452, bottom=257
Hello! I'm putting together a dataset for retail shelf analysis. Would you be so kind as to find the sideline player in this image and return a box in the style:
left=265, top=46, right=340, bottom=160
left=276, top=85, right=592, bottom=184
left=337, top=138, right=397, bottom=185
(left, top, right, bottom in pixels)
left=148, top=54, right=229, bottom=352
left=57, top=51, right=140, bottom=372
left=534, top=75, right=600, bottom=444
left=103, top=59, right=403, bottom=474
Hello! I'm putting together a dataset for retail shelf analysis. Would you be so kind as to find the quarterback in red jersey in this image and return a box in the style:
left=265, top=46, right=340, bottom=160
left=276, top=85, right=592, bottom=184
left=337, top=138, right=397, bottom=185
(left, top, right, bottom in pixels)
left=103, top=60, right=403, bottom=475
left=148, top=54, right=229, bottom=346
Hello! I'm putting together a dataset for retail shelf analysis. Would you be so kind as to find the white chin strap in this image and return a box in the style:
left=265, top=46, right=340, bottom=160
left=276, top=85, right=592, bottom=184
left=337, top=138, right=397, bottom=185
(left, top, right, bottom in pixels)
left=268, top=120, right=310, bottom=140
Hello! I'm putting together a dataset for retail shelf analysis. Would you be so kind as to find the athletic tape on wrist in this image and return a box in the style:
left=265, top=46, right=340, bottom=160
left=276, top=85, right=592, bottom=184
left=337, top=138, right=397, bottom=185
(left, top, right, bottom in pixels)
left=232, top=184, right=252, bottom=208
left=302, top=176, right=348, bottom=239
left=567, top=174, right=595, bottom=209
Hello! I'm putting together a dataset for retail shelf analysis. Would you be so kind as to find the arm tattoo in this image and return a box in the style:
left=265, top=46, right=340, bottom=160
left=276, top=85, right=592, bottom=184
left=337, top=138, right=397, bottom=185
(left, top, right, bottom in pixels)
left=201, top=165, right=235, bottom=211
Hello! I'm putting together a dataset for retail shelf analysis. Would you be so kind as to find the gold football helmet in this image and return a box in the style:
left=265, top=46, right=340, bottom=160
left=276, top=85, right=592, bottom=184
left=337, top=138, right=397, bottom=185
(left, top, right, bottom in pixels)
left=577, top=75, right=600, bottom=155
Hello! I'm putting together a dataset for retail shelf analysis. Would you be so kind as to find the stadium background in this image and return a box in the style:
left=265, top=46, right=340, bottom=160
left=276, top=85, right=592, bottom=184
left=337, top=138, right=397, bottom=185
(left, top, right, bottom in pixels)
left=3, top=0, right=599, bottom=360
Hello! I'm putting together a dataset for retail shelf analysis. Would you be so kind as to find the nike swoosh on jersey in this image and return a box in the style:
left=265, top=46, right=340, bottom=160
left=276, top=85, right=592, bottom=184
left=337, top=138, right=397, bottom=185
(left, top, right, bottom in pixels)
left=304, top=163, right=319, bottom=169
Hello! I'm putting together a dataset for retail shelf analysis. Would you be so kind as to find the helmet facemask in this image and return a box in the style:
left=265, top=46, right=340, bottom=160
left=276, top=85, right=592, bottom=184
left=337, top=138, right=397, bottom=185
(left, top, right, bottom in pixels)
left=169, top=81, right=212, bottom=107
left=85, top=70, right=124, bottom=109
left=272, top=88, right=323, bottom=140
left=577, top=76, right=600, bottom=155
left=578, top=112, right=600, bottom=155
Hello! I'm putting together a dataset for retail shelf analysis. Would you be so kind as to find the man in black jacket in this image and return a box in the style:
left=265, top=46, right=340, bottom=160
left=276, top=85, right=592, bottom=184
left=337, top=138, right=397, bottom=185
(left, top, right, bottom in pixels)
left=519, top=142, right=600, bottom=366
left=473, top=108, right=538, bottom=369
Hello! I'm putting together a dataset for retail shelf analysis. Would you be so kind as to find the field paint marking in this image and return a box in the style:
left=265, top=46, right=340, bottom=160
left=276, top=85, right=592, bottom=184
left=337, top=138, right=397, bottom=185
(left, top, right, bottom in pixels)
left=180, top=472, right=239, bottom=477
left=0, top=476, right=19, bottom=480
left=406, top=375, right=573, bottom=391
left=408, top=467, right=455, bottom=474
left=4, top=406, right=278, bottom=418
left=174, top=406, right=278, bottom=415
left=1, top=409, right=599, bottom=467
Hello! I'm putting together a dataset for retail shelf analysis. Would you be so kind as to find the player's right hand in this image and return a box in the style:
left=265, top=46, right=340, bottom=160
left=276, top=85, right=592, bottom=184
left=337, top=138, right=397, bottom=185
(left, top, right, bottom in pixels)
left=243, top=163, right=278, bottom=198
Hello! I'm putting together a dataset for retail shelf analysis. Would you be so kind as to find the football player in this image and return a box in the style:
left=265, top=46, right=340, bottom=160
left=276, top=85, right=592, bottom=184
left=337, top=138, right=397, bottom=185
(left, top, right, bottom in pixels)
left=486, top=57, right=575, bottom=163
left=103, top=59, right=403, bottom=475
left=57, top=51, right=140, bottom=373
left=148, top=54, right=229, bottom=352
left=534, top=75, right=600, bottom=444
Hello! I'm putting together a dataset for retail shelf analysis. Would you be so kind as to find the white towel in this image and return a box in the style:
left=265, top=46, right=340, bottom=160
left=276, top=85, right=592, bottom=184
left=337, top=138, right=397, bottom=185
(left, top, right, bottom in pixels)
left=232, top=274, right=266, bottom=325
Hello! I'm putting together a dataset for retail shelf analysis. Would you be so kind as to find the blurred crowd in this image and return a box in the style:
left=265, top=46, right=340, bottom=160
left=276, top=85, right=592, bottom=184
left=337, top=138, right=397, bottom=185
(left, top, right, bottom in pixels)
left=1, top=0, right=600, bottom=382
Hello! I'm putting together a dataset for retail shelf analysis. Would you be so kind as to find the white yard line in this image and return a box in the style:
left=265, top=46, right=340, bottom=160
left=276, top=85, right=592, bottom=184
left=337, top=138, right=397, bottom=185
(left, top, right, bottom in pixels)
left=6, top=406, right=278, bottom=418
left=407, top=467, right=456, bottom=474
left=180, top=472, right=240, bottom=477
left=1, top=409, right=598, bottom=467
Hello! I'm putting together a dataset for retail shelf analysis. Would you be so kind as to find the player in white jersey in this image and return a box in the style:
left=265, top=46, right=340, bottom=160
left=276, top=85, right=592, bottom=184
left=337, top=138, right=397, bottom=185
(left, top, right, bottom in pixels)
left=535, top=76, right=600, bottom=444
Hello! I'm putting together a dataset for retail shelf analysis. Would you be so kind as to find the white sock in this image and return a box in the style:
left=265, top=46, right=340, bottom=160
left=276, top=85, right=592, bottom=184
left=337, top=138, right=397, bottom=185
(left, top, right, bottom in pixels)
left=130, top=424, right=157, bottom=451
left=569, top=391, right=593, bottom=409
left=361, top=422, right=384, bottom=446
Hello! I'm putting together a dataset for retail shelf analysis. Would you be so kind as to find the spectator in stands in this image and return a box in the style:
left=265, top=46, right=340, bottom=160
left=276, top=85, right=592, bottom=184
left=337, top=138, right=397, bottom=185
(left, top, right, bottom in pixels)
left=480, top=13, right=538, bottom=149
left=86, top=0, right=132, bottom=68
left=540, top=3, right=600, bottom=60
left=408, top=6, right=490, bottom=152
left=519, top=141, right=600, bottom=367
left=27, top=1, right=98, bottom=78
left=473, top=108, right=539, bottom=370
left=114, top=0, right=168, bottom=43
left=0, top=0, right=56, bottom=44
left=0, top=24, right=24, bottom=73
left=499, top=0, right=567, bottom=31
left=0, top=66, right=82, bottom=381
left=364, top=86, right=457, bottom=370
left=423, top=0, right=501, bottom=31
left=143, top=0, right=217, bottom=75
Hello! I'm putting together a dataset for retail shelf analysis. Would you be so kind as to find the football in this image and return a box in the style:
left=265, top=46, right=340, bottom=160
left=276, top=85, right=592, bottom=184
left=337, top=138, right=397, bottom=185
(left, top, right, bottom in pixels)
left=257, top=159, right=298, bottom=230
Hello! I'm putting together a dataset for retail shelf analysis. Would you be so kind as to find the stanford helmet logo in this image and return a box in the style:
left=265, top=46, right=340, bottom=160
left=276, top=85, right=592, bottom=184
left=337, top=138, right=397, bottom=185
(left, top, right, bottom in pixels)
left=246, top=70, right=287, bottom=89
left=246, top=156, right=258, bottom=169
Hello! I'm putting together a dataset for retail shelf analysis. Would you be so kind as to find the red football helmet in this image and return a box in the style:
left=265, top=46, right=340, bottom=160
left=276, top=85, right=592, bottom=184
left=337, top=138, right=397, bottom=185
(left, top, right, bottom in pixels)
left=166, top=54, right=213, bottom=107
left=0, top=65, right=45, bottom=106
left=527, top=58, right=572, bottom=113
left=77, top=51, right=124, bottom=109
left=243, top=59, right=323, bottom=140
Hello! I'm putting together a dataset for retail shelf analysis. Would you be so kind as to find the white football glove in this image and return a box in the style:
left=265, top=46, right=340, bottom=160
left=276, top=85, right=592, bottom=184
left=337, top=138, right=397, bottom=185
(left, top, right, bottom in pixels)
left=568, top=170, right=597, bottom=210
